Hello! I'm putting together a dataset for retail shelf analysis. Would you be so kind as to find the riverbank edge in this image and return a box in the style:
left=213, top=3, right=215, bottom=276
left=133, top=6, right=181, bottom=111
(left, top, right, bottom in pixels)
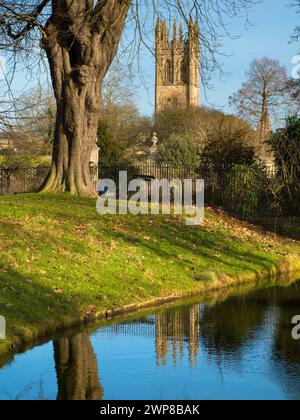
left=1, top=254, right=300, bottom=361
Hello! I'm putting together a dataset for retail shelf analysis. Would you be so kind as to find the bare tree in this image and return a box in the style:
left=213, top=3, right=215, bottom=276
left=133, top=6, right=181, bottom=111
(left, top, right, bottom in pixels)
left=102, top=61, right=136, bottom=109
left=0, top=0, right=259, bottom=196
left=229, top=58, right=297, bottom=142
left=289, top=1, right=300, bottom=103
left=287, top=79, right=300, bottom=103
left=291, top=0, right=300, bottom=44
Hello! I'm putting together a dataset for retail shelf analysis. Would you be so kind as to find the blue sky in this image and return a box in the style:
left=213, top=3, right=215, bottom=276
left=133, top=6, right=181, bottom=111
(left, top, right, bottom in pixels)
left=134, top=0, right=299, bottom=116
left=2, top=0, right=299, bottom=118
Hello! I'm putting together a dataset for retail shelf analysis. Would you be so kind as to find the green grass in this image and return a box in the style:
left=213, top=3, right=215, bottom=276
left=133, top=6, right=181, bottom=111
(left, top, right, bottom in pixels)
left=0, top=193, right=300, bottom=355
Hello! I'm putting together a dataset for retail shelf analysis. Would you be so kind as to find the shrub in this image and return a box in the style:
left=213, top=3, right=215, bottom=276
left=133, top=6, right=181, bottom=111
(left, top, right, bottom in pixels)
left=158, top=133, right=200, bottom=168
left=97, top=121, right=125, bottom=166
left=225, top=165, right=262, bottom=217
left=201, top=127, right=256, bottom=174
left=267, top=116, right=300, bottom=214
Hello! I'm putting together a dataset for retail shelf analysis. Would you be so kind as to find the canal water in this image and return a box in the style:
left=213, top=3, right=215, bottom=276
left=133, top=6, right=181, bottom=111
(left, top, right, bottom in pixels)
left=0, top=278, right=300, bottom=400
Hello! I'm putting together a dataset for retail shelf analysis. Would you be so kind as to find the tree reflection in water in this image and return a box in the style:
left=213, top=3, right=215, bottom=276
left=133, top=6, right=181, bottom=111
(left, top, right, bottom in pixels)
left=200, top=294, right=267, bottom=358
left=50, top=279, right=300, bottom=400
left=270, top=285, right=300, bottom=400
left=53, top=333, right=103, bottom=401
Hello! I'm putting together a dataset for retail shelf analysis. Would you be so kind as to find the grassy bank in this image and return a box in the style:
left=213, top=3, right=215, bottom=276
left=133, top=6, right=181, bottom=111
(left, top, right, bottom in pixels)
left=0, top=193, right=300, bottom=355
left=248, top=216, right=300, bottom=242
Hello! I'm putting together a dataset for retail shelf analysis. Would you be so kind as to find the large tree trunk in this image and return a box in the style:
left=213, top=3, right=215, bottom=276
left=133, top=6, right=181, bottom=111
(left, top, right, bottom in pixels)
left=40, top=1, right=130, bottom=196
left=259, top=87, right=271, bottom=142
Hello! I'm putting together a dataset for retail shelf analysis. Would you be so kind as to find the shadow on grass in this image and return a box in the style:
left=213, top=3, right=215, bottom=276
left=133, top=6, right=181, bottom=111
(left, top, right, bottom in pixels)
left=101, top=215, right=278, bottom=275
left=0, top=195, right=279, bottom=277
left=247, top=216, right=300, bottom=242
left=0, top=263, right=80, bottom=367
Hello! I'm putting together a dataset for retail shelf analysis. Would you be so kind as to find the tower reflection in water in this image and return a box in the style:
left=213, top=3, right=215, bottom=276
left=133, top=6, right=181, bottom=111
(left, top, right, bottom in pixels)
left=155, top=306, right=200, bottom=367
left=51, top=280, right=300, bottom=400
left=53, top=305, right=202, bottom=399
left=100, top=304, right=201, bottom=367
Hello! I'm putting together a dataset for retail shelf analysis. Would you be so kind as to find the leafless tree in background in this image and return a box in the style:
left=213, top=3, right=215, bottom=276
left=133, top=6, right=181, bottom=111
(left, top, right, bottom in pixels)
left=288, top=1, right=300, bottom=105
left=291, top=0, right=300, bottom=44
left=0, top=0, right=260, bottom=196
left=102, top=61, right=136, bottom=109
left=229, top=58, right=298, bottom=142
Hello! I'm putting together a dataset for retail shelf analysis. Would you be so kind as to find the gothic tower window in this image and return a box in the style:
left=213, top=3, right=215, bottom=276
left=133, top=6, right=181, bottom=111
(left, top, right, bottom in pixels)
left=164, top=60, right=172, bottom=83
left=177, top=60, right=186, bottom=83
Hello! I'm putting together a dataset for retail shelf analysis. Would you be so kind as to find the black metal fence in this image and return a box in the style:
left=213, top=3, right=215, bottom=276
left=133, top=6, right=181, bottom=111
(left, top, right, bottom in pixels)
left=0, top=167, right=50, bottom=195
left=99, top=162, right=280, bottom=217
left=0, top=162, right=286, bottom=218
left=0, top=165, right=100, bottom=195
left=100, top=162, right=276, bottom=180
left=198, top=165, right=279, bottom=217
left=99, top=162, right=199, bottom=182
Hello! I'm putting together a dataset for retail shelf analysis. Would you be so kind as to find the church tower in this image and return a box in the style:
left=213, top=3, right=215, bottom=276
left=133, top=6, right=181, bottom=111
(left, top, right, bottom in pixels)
left=155, top=18, right=200, bottom=114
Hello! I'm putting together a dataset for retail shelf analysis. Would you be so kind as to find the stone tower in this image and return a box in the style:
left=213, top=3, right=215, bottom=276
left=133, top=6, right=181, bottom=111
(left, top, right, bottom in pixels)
left=155, top=18, right=200, bottom=114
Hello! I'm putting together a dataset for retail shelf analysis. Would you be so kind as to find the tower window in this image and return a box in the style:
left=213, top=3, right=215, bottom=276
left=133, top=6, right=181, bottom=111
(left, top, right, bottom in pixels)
left=178, top=60, right=186, bottom=83
left=164, top=60, right=172, bottom=83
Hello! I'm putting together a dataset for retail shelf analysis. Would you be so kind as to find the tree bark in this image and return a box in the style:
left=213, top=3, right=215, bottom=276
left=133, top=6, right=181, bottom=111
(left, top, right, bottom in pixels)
left=259, top=86, right=270, bottom=142
left=40, top=1, right=130, bottom=196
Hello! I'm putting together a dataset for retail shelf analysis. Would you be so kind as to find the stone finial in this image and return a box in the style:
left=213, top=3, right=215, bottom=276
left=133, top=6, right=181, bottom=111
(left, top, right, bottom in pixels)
left=195, top=19, right=199, bottom=36
left=90, top=144, right=100, bottom=167
left=156, top=18, right=160, bottom=30
left=150, top=132, right=159, bottom=161
left=189, top=16, right=198, bottom=40
left=151, top=132, right=158, bottom=146
left=173, top=20, right=177, bottom=43
left=162, top=21, right=169, bottom=45
left=179, top=22, right=183, bottom=42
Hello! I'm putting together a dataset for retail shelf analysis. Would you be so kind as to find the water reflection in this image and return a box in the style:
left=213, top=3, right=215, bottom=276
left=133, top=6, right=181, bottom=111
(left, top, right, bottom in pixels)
left=155, top=306, right=200, bottom=366
left=270, top=286, right=300, bottom=400
left=54, top=333, right=103, bottom=400
left=100, top=306, right=201, bottom=367
left=0, top=278, right=300, bottom=400
left=200, top=292, right=268, bottom=358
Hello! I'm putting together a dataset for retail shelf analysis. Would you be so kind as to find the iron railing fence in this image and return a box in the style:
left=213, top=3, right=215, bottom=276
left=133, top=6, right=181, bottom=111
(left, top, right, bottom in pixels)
left=99, top=162, right=199, bottom=183
left=198, top=165, right=279, bottom=217
left=0, top=166, right=50, bottom=196
left=99, top=162, right=277, bottom=180
left=99, top=162, right=284, bottom=218
left=1, top=162, right=297, bottom=218
left=0, top=164, right=99, bottom=195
